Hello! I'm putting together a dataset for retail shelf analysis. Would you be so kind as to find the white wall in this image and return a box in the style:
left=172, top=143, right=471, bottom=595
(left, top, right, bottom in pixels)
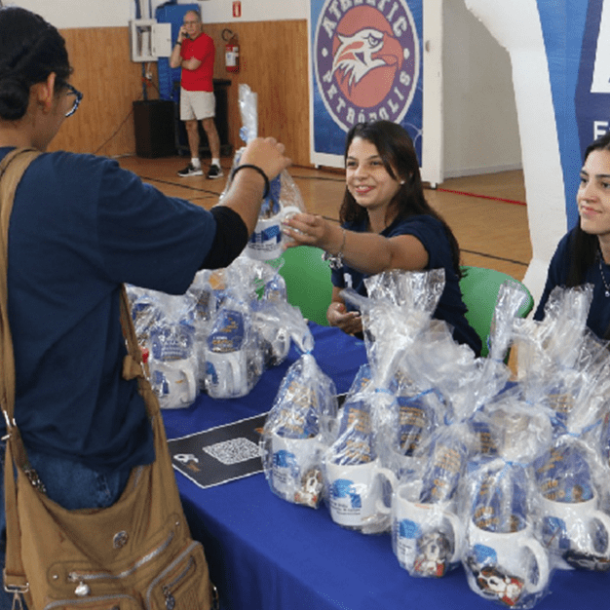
left=464, top=0, right=566, bottom=305
left=196, top=0, right=308, bottom=23
left=3, top=0, right=308, bottom=28
left=4, top=0, right=131, bottom=27
left=443, top=0, right=521, bottom=177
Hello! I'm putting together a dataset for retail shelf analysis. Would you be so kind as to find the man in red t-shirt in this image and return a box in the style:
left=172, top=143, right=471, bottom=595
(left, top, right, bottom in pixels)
left=169, top=9, right=223, bottom=179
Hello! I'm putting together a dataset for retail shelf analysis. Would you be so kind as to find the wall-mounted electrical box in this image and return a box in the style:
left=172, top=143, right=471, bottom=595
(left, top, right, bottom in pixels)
left=129, top=19, right=172, bottom=62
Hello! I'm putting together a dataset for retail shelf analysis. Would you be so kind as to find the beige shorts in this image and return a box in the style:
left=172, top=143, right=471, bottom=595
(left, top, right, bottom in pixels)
left=180, top=88, right=216, bottom=121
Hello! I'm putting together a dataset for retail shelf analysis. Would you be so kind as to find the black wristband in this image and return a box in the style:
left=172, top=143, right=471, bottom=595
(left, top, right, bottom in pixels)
left=230, top=164, right=270, bottom=200
left=176, top=40, right=182, bottom=45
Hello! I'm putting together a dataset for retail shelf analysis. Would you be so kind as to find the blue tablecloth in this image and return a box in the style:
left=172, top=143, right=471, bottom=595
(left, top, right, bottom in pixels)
left=162, top=324, right=610, bottom=610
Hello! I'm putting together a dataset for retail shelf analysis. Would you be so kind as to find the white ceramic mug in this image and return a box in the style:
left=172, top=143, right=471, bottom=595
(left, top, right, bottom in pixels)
left=540, top=492, right=610, bottom=568
left=466, top=520, right=550, bottom=604
left=203, top=348, right=249, bottom=399
left=246, top=206, right=302, bottom=261
left=151, top=359, right=197, bottom=409
left=269, top=434, right=324, bottom=507
left=325, top=458, right=397, bottom=529
left=392, top=484, right=464, bottom=577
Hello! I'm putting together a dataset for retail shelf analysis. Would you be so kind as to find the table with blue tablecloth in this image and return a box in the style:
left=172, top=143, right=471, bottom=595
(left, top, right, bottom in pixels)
left=161, top=324, right=610, bottom=610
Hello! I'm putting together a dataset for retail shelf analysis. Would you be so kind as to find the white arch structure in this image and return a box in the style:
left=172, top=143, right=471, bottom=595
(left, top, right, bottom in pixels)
left=464, top=0, right=568, bottom=304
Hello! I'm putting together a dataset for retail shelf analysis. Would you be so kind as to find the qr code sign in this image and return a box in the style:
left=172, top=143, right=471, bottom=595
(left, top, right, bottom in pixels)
left=203, top=437, right=262, bottom=465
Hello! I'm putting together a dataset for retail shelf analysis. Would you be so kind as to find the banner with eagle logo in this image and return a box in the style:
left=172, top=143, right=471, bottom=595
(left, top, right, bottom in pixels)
left=309, top=0, right=423, bottom=168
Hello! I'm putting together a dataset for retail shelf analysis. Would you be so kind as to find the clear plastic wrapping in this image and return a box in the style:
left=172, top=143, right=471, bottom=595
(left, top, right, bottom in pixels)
left=186, top=268, right=228, bottom=390
left=202, top=296, right=262, bottom=399
left=261, top=351, right=338, bottom=508
left=534, top=434, right=610, bottom=571
left=391, top=423, right=470, bottom=578
left=462, top=457, right=552, bottom=609
left=323, top=389, right=397, bottom=531
left=385, top=273, right=525, bottom=578
left=482, top=389, right=554, bottom=464
left=128, top=285, right=164, bottom=348
left=201, top=261, right=265, bottom=399
left=513, top=284, right=594, bottom=386
left=220, top=84, right=305, bottom=261
left=128, top=253, right=301, bottom=404
left=487, top=279, right=533, bottom=363
left=381, top=379, right=442, bottom=481
left=511, top=284, right=610, bottom=573
left=322, top=270, right=448, bottom=535
left=237, top=83, right=258, bottom=145
left=126, top=286, right=200, bottom=410
left=342, top=269, right=446, bottom=388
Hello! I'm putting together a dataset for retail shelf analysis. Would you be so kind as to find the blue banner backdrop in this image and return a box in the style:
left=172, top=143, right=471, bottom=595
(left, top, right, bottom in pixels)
left=539, top=0, right=608, bottom=229
left=309, top=0, right=423, bottom=166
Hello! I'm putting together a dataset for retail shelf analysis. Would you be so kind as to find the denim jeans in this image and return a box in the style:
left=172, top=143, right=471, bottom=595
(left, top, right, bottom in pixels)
left=0, top=441, right=132, bottom=609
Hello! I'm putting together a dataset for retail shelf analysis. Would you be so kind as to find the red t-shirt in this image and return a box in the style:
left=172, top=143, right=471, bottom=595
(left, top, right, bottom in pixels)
left=180, top=32, right=215, bottom=92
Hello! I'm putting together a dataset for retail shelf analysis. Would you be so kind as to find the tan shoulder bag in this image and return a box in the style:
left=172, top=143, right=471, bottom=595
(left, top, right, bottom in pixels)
left=0, top=148, right=216, bottom=610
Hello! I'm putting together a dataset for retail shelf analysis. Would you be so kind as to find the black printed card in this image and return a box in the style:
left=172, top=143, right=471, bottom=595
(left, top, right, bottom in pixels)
left=168, top=413, right=268, bottom=489
left=168, top=393, right=347, bottom=490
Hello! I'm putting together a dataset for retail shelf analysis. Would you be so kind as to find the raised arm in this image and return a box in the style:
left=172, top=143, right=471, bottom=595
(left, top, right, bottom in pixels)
left=215, top=137, right=292, bottom=234
left=169, top=25, right=187, bottom=68
left=283, top=213, right=429, bottom=274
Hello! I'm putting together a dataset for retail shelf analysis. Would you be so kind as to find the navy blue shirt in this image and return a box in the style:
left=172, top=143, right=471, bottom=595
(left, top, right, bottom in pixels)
left=2, top=148, right=217, bottom=472
left=534, top=227, right=610, bottom=338
left=330, top=214, right=482, bottom=355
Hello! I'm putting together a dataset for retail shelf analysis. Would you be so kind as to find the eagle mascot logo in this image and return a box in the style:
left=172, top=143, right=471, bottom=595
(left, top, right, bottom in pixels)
left=314, top=1, right=419, bottom=130
left=332, top=26, right=404, bottom=107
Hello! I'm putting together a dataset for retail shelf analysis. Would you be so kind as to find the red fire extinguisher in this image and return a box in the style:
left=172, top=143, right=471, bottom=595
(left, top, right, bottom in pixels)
left=222, top=29, right=239, bottom=73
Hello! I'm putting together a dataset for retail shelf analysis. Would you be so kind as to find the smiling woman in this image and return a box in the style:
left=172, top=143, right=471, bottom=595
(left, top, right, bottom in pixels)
left=282, top=120, right=482, bottom=355
left=534, top=131, right=610, bottom=339
left=577, top=150, right=610, bottom=240
left=345, top=138, right=404, bottom=217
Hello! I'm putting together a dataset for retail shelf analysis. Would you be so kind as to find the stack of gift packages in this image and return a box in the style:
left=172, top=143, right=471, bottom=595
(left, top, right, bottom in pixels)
left=260, top=270, right=610, bottom=610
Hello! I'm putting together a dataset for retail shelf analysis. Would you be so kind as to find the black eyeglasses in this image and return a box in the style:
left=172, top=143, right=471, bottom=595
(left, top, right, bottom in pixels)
left=62, top=82, right=83, bottom=117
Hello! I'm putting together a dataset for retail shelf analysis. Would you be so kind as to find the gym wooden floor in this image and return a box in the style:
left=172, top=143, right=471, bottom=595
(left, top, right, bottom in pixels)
left=118, top=155, right=531, bottom=283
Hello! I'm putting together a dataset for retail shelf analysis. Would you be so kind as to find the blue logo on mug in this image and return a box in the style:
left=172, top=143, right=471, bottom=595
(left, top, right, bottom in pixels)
left=331, top=479, right=361, bottom=508
left=472, top=544, right=498, bottom=566
left=250, top=223, right=282, bottom=245
left=273, top=450, right=299, bottom=477
left=398, top=519, right=422, bottom=540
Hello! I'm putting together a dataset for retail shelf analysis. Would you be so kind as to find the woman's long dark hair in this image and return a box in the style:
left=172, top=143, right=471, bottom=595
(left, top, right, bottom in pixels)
left=0, top=6, right=71, bottom=121
left=340, top=120, right=463, bottom=277
left=566, top=131, right=610, bottom=287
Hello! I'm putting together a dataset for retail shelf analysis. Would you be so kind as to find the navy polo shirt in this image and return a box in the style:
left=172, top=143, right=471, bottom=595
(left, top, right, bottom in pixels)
left=331, top=214, right=482, bottom=355
left=534, top=227, right=610, bottom=339
left=2, top=148, right=216, bottom=472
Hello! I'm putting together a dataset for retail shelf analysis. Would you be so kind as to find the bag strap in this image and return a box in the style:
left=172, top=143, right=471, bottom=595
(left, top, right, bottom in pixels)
left=0, top=148, right=157, bottom=427
left=0, top=148, right=41, bottom=602
left=119, top=284, right=160, bottom=419
left=0, top=149, right=40, bottom=425
left=0, top=148, right=162, bottom=600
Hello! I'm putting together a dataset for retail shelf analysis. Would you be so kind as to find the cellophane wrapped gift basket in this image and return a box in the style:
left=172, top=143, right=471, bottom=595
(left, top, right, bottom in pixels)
left=133, top=247, right=610, bottom=609
left=127, top=253, right=301, bottom=405
left=219, top=84, right=305, bottom=261
left=322, top=270, right=447, bottom=534
left=260, top=311, right=338, bottom=508
left=512, top=285, right=610, bottom=574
